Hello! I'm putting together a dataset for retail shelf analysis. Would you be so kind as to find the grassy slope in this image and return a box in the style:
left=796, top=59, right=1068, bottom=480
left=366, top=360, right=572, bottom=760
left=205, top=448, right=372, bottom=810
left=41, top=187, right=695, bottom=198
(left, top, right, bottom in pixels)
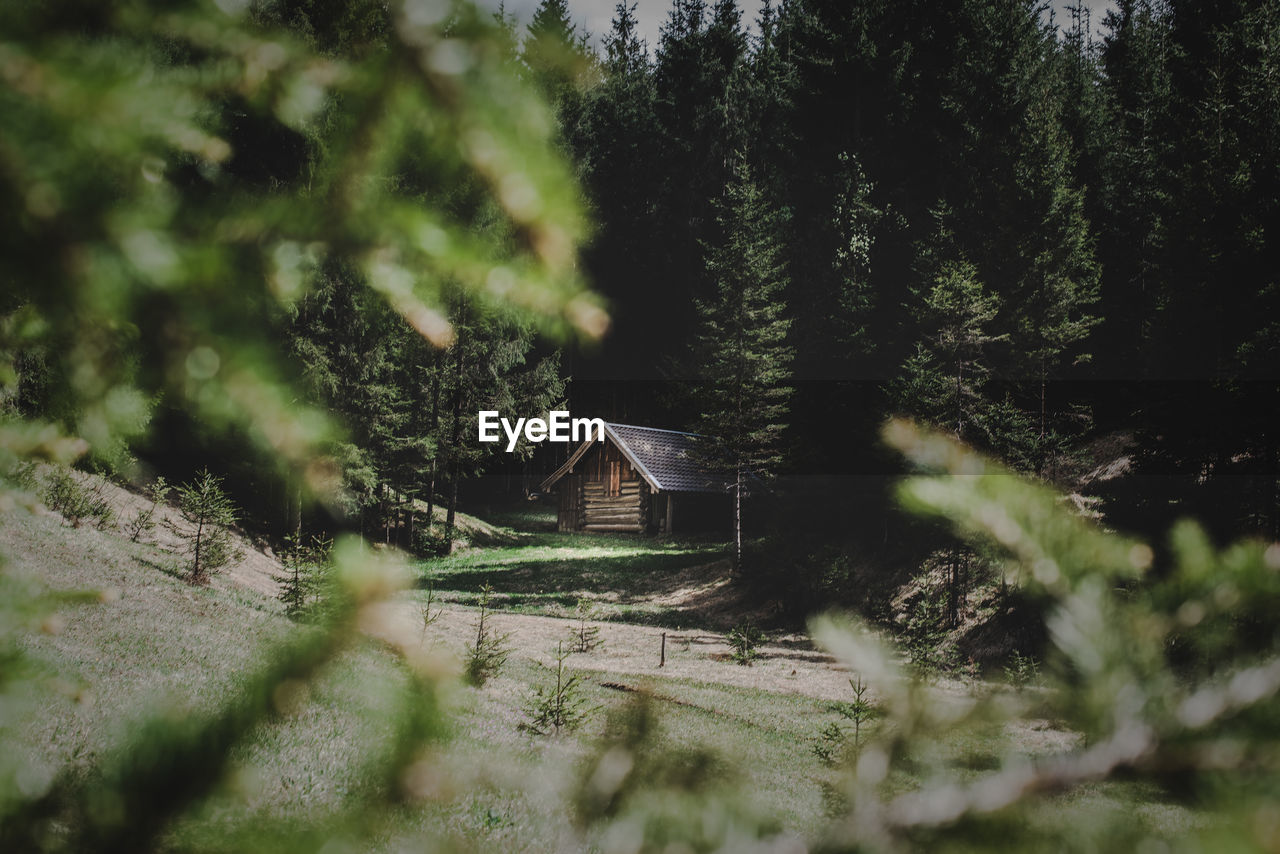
left=415, top=508, right=1210, bottom=843
left=416, top=523, right=731, bottom=627
left=0, top=497, right=831, bottom=848
left=1, top=493, right=1207, bottom=850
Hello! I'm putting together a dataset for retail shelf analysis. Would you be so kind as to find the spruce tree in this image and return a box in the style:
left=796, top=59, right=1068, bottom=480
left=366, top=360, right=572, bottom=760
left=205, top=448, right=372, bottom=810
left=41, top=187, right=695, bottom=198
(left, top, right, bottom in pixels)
left=897, top=259, right=1006, bottom=447
left=575, top=4, right=661, bottom=388
left=650, top=0, right=750, bottom=374
left=522, top=0, right=594, bottom=115
left=174, top=469, right=240, bottom=585
left=1093, top=0, right=1175, bottom=381
left=826, top=152, right=881, bottom=367
left=435, top=300, right=566, bottom=553
left=691, top=166, right=793, bottom=573
left=1006, top=79, right=1100, bottom=471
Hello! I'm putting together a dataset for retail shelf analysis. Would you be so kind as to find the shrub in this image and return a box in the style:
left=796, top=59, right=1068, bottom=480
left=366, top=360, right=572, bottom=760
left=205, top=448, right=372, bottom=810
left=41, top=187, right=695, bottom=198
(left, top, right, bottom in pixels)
left=173, top=469, right=241, bottom=584
left=6, top=460, right=39, bottom=493
left=419, top=584, right=444, bottom=639
left=812, top=721, right=848, bottom=767
left=413, top=526, right=450, bottom=557
left=125, top=509, right=152, bottom=543
left=126, top=477, right=169, bottom=543
left=464, top=584, right=511, bottom=686
left=43, top=468, right=91, bottom=524
left=275, top=534, right=333, bottom=620
left=42, top=468, right=113, bottom=529
left=520, top=641, right=597, bottom=737
left=566, top=598, right=603, bottom=653
left=812, top=674, right=876, bottom=766
left=84, top=483, right=115, bottom=531
left=727, top=621, right=764, bottom=666
left=902, top=573, right=959, bottom=674
left=1003, top=649, right=1041, bottom=691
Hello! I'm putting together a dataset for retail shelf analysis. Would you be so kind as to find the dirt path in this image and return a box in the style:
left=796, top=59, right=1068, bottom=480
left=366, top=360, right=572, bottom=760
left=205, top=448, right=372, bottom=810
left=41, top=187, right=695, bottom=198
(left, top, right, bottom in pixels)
left=375, top=598, right=864, bottom=703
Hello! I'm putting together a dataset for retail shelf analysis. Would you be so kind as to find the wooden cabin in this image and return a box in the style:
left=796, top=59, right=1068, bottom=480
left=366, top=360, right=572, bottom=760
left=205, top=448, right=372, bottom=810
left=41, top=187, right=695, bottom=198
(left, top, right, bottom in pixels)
left=539, top=423, right=730, bottom=534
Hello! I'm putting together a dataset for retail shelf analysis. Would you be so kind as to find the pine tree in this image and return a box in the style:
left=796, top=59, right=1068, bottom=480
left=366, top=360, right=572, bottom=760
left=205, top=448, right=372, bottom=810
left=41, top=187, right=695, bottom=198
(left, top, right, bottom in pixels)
left=174, top=469, right=240, bottom=585
left=742, top=0, right=798, bottom=194
left=1094, top=0, right=1175, bottom=380
left=648, top=0, right=751, bottom=374
left=0, top=0, right=600, bottom=503
left=574, top=4, right=662, bottom=392
left=691, top=166, right=793, bottom=573
left=435, top=300, right=566, bottom=553
left=891, top=0, right=1100, bottom=472
left=1124, top=0, right=1280, bottom=537
left=897, top=259, right=1006, bottom=446
left=276, top=533, right=333, bottom=620
left=522, top=0, right=594, bottom=120
left=1007, top=74, right=1101, bottom=470
left=520, top=641, right=597, bottom=736
left=826, top=152, right=881, bottom=367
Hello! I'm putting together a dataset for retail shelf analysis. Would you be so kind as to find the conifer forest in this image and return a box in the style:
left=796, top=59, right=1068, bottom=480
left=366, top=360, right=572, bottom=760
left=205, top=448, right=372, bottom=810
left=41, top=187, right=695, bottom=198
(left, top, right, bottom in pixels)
left=2, top=0, right=1280, bottom=851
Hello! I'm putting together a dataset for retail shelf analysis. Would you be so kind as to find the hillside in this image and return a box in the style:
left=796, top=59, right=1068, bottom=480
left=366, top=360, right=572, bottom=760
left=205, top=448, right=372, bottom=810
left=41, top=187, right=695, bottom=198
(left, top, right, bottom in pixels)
left=0, top=473, right=844, bottom=843
left=0, top=468, right=1207, bottom=850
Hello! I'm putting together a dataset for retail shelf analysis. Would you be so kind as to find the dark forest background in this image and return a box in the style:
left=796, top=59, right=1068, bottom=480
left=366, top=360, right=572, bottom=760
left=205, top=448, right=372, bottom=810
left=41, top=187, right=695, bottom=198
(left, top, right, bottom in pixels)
left=538, top=0, right=1280, bottom=616
left=7, top=0, right=1278, bottom=624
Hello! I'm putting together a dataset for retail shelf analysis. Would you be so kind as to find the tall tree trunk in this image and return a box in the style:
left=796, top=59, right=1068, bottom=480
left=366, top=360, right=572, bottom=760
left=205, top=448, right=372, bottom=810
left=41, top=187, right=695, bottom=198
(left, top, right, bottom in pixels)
left=443, top=306, right=466, bottom=553
left=407, top=486, right=416, bottom=551
left=291, top=476, right=302, bottom=544
left=734, top=464, right=743, bottom=575
left=1040, top=356, right=1047, bottom=439
left=193, top=516, right=205, bottom=582
left=425, top=460, right=438, bottom=534
left=445, top=459, right=460, bottom=553
left=424, top=356, right=442, bottom=534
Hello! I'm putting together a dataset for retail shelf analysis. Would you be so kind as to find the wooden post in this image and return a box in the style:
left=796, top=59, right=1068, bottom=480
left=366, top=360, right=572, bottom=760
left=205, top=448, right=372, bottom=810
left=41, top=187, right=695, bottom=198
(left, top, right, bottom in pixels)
left=659, top=632, right=666, bottom=668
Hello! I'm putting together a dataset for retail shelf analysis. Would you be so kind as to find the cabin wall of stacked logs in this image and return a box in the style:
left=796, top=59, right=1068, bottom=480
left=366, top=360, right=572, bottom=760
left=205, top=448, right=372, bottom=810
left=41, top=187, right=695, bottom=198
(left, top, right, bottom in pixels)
left=554, top=440, right=671, bottom=534
left=579, top=440, right=648, bottom=533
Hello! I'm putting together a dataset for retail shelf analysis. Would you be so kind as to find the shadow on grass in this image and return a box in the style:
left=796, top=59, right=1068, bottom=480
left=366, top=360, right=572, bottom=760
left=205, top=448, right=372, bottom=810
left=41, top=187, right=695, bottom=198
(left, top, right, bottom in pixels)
left=419, top=549, right=721, bottom=597
left=767, top=635, right=828, bottom=651
left=479, top=506, right=558, bottom=533
left=415, top=526, right=736, bottom=626
left=135, top=553, right=186, bottom=581
left=754, top=649, right=839, bottom=665
left=950, top=750, right=1005, bottom=773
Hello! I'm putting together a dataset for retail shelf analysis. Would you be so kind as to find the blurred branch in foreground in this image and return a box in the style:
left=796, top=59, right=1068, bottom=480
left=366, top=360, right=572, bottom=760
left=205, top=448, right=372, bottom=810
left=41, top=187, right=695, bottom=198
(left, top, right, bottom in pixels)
left=0, top=0, right=606, bottom=492
left=802, top=420, right=1280, bottom=851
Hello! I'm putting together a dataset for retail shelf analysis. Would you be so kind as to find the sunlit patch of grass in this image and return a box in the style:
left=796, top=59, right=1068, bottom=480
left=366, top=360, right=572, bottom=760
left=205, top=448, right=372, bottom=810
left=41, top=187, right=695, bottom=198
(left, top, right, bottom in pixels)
left=414, top=516, right=727, bottom=625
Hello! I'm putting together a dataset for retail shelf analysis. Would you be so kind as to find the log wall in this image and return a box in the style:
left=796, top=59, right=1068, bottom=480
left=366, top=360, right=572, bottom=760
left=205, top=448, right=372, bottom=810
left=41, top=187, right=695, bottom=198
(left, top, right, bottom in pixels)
left=555, top=438, right=662, bottom=534
left=582, top=479, right=643, bottom=533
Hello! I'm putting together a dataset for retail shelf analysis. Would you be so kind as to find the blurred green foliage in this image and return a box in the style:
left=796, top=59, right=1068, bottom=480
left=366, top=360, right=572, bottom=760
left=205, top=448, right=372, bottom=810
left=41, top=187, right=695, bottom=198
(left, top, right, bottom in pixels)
left=0, top=1, right=597, bottom=850
left=801, top=421, right=1280, bottom=850
left=0, top=0, right=604, bottom=492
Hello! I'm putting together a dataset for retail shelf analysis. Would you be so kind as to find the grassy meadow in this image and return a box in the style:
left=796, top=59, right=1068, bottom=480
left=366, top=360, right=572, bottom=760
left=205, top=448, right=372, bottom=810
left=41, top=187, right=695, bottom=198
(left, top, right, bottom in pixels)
left=414, top=525, right=729, bottom=625
left=0, top=483, right=1217, bottom=851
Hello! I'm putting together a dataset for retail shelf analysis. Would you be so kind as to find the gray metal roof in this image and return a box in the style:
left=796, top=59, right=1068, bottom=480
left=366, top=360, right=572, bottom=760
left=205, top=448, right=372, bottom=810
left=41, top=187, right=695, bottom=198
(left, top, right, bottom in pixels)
left=539, top=422, right=730, bottom=494
left=604, top=423, right=729, bottom=494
